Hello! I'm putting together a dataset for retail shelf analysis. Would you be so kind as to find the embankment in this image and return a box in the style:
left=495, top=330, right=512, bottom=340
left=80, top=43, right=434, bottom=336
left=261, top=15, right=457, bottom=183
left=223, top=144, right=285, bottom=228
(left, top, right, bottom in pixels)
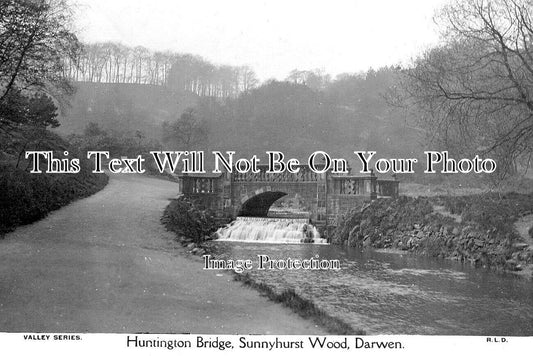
left=0, top=132, right=108, bottom=235
left=333, top=193, right=533, bottom=273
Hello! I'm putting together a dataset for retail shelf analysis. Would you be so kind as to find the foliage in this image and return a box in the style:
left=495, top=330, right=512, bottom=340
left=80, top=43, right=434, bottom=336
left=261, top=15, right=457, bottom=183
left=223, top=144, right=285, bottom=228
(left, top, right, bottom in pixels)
left=162, top=197, right=219, bottom=243
left=0, top=131, right=108, bottom=235
left=161, top=108, right=208, bottom=149
left=285, top=68, right=331, bottom=91
left=0, top=0, right=79, bottom=173
left=0, top=0, right=80, bottom=104
left=190, top=72, right=422, bottom=167
left=67, top=121, right=170, bottom=175
left=68, top=122, right=161, bottom=156
left=56, top=82, right=198, bottom=139
left=84, top=122, right=106, bottom=137
left=437, top=192, right=533, bottom=233
left=0, top=88, right=59, bottom=128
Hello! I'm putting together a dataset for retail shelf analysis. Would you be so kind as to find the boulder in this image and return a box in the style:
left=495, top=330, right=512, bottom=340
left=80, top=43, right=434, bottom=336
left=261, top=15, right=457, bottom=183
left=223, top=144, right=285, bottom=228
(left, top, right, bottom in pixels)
left=474, top=239, right=485, bottom=247
left=512, top=242, right=529, bottom=249
left=191, top=247, right=206, bottom=255
left=205, top=234, right=217, bottom=241
left=505, top=259, right=520, bottom=271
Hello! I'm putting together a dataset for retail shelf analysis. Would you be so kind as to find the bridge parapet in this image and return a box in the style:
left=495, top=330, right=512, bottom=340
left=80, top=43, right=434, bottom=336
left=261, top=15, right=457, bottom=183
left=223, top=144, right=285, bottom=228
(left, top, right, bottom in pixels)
left=325, top=173, right=399, bottom=226
left=180, top=173, right=223, bottom=195
left=329, top=173, right=399, bottom=199
left=232, top=164, right=325, bottom=183
left=179, top=168, right=399, bottom=225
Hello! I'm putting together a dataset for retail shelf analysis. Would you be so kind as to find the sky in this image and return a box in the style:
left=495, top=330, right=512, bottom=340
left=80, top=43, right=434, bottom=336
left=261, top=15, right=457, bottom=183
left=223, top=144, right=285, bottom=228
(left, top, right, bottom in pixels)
left=74, top=0, right=448, bottom=81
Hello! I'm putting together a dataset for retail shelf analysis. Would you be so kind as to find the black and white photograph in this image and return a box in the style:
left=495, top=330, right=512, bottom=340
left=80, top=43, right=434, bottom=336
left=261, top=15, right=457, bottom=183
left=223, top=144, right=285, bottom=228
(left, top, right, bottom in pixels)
left=0, top=0, right=532, bottom=353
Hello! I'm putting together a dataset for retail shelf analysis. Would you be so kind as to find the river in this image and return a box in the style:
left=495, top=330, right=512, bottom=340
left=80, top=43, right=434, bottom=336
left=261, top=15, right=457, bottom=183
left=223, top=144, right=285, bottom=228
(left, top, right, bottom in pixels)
left=206, top=239, right=533, bottom=335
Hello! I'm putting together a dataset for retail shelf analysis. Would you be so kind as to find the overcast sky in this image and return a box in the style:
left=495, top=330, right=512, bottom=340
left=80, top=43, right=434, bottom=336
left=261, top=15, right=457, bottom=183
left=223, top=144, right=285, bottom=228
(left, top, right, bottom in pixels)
left=74, top=0, right=448, bottom=81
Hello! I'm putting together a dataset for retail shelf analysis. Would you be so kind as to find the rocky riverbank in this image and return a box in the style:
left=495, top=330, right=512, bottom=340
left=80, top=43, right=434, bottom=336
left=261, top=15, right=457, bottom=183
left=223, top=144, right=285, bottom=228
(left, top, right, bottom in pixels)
left=332, top=194, right=533, bottom=275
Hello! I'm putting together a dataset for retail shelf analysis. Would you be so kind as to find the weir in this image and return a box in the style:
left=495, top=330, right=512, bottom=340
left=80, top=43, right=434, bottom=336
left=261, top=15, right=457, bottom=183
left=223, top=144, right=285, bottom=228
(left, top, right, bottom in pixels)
left=216, top=217, right=326, bottom=244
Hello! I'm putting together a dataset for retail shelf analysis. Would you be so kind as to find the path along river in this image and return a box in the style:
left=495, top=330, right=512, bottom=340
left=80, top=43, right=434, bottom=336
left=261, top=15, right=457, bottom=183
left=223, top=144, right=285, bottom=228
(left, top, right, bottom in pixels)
left=0, top=175, right=322, bottom=334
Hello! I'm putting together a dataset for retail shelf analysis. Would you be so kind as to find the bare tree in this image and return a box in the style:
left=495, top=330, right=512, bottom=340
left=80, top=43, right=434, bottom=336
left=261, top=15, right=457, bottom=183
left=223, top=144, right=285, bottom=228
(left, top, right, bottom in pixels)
left=286, top=68, right=330, bottom=90
left=60, top=40, right=258, bottom=97
left=401, top=0, right=533, bottom=176
left=239, top=65, right=259, bottom=92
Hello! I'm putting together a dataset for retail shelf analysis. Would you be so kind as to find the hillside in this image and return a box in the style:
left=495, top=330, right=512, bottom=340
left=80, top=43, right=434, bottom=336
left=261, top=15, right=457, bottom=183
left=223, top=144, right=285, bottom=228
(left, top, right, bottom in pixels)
left=55, top=77, right=425, bottom=174
left=56, top=82, right=199, bottom=139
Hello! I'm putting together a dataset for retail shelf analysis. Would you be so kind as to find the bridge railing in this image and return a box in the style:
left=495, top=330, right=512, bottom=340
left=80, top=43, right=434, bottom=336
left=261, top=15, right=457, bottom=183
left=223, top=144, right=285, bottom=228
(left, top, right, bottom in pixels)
left=330, top=174, right=399, bottom=198
left=181, top=176, right=219, bottom=195
left=232, top=165, right=325, bottom=183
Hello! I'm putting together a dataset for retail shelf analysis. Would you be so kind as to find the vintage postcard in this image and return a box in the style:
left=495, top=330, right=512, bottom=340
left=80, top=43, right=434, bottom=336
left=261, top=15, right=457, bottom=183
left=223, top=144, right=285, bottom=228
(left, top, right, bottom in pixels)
left=0, top=0, right=532, bottom=354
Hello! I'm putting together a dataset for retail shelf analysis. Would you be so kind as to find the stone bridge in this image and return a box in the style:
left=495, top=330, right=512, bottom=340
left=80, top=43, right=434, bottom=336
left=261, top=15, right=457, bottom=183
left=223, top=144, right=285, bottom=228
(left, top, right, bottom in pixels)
left=179, top=164, right=399, bottom=226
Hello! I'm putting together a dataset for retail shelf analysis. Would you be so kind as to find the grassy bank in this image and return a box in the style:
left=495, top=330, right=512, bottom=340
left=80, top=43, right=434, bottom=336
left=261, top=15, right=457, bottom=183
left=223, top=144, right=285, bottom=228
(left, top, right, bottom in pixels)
left=0, top=132, right=109, bottom=236
left=233, top=273, right=364, bottom=335
left=333, top=193, right=533, bottom=272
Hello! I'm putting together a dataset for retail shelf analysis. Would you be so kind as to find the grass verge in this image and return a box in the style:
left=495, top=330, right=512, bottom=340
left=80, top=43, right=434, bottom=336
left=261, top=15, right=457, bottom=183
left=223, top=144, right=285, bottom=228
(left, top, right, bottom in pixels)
left=233, top=272, right=364, bottom=335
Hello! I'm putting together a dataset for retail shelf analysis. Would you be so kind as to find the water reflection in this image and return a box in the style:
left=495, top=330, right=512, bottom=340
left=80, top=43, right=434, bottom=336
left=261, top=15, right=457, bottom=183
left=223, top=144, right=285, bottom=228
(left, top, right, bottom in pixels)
left=206, top=241, right=533, bottom=335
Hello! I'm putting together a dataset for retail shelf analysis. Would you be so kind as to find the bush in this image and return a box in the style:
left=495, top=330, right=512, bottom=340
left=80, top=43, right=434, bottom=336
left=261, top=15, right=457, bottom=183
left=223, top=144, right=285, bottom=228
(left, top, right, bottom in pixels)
left=162, top=197, right=220, bottom=243
left=438, top=192, right=533, bottom=233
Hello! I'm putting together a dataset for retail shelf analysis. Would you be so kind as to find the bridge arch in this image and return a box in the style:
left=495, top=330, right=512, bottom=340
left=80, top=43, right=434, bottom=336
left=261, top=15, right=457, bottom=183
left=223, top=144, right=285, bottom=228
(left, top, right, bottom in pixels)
left=238, top=190, right=287, bottom=217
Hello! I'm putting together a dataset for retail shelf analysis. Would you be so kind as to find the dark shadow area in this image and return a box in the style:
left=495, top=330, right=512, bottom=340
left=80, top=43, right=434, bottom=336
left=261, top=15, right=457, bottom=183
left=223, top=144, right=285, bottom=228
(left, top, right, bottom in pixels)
left=238, top=191, right=287, bottom=217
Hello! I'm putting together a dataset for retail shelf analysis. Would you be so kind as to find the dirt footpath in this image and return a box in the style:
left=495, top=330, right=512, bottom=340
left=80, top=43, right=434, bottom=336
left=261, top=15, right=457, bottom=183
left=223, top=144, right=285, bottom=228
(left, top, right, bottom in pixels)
left=0, top=174, right=322, bottom=334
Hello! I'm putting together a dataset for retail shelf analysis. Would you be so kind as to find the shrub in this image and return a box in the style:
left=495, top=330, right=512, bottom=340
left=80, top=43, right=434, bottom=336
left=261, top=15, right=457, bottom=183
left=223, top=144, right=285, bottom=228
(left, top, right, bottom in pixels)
left=439, top=192, right=533, bottom=234
left=162, top=197, right=220, bottom=243
left=0, top=161, right=108, bottom=235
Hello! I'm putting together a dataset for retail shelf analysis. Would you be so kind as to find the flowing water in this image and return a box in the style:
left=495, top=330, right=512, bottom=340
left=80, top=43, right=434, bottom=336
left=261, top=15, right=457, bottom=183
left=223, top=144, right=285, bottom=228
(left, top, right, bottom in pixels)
left=216, top=217, right=325, bottom=244
left=208, top=218, right=533, bottom=335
